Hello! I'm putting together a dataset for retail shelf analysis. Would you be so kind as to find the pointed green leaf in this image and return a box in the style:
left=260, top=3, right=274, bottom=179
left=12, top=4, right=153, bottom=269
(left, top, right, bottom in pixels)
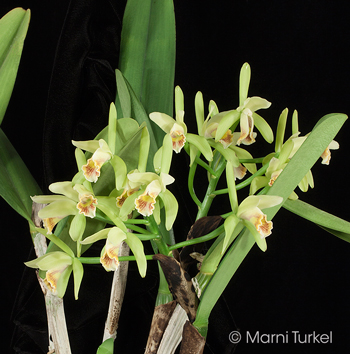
left=283, top=198, right=350, bottom=242
left=115, top=69, right=131, bottom=118
left=118, top=0, right=176, bottom=127
left=0, top=128, right=41, bottom=224
left=0, top=8, right=30, bottom=124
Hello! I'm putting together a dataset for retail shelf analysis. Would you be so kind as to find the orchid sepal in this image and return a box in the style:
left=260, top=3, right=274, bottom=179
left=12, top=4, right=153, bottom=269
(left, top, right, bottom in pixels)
left=215, top=110, right=240, bottom=144
left=110, top=155, right=127, bottom=190
left=239, top=62, right=251, bottom=107
left=252, top=112, right=274, bottom=144
left=158, top=189, right=178, bottom=231
left=275, top=108, right=288, bottom=153
left=72, top=258, right=84, bottom=300
left=223, top=214, right=241, bottom=252
left=243, top=219, right=267, bottom=252
left=195, top=91, right=205, bottom=134
left=125, top=232, right=147, bottom=277
left=186, top=133, right=213, bottom=162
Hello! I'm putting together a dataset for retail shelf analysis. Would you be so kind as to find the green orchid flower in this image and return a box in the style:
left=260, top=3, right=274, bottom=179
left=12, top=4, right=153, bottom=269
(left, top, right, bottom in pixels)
left=72, top=139, right=113, bottom=183
left=236, top=195, right=283, bottom=251
left=31, top=182, right=97, bottom=241
left=25, top=251, right=83, bottom=299
left=81, top=226, right=147, bottom=277
left=214, top=62, right=273, bottom=146
left=149, top=86, right=213, bottom=162
left=119, top=171, right=178, bottom=230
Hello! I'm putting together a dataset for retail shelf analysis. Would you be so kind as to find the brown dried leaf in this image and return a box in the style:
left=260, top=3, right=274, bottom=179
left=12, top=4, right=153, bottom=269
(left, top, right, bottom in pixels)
left=153, top=254, right=197, bottom=322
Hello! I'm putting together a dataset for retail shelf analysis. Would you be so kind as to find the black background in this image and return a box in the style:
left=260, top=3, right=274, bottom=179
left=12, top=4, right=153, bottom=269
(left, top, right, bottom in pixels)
left=1, top=1, right=350, bottom=353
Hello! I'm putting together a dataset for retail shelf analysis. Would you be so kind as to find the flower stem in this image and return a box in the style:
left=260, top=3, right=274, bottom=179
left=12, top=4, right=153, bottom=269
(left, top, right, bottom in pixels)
left=196, top=152, right=226, bottom=220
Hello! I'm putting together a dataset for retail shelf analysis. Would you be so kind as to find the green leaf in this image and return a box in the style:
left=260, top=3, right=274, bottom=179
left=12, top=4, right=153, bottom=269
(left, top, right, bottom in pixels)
left=0, top=8, right=30, bottom=125
left=118, top=0, right=176, bottom=129
left=283, top=198, right=350, bottom=242
left=96, top=338, right=114, bottom=354
left=0, top=128, right=41, bottom=223
left=115, top=71, right=159, bottom=172
left=193, top=112, right=348, bottom=336
left=115, top=69, right=131, bottom=119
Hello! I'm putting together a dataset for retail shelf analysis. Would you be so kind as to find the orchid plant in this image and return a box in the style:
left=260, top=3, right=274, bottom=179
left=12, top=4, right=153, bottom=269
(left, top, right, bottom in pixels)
left=1, top=2, right=350, bottom=354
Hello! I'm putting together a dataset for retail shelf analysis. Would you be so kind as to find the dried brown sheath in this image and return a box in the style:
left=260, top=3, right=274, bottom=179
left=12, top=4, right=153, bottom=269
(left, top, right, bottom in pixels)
left=144, top=300, right=177, bottom=354
left=153, top=254, right=197, bottom=322
left=179, top=321, right=206, bottom=354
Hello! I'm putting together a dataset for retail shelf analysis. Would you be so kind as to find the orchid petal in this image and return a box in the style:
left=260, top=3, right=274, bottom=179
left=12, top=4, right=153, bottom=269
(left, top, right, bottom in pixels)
left=149, top=112, right=175, bottom=134
left=126, top=232, right=147, bottom=278
left=253, top=112, right=274, bottom=144
left=249, top=176, right=269, bottom=195
left=110, top=155, right=127, bottom=190
left=186, top=133, right=213, bottom=162
left=49, top=181, right=77, bottom=201
left=161, top=134, right=173, bottom=173
left=80, top=228, right=111, bottom=245
left=215, top=110, right=240, bottom=144
left=72, top=258, right=84, bottom=300
left=275, top=108, right=288, bottom=153
left=239, top=62, right=251, bottom=106
left=175, top=85, right=184, bottom=113
left=223, top=214, right=241, bottom=252
left=195, top=91, right=204, bottom=134
left=226, top=161, right=238, bottom=214
left=243, top=96, right=271, bottom=112
left=69, top=213, right=86, bottom=241
left=72, top=140, right=100, bottom=153
left=243, top=219, right=267, bottom=252
left=38, top=200, right=78, bottom=219
left=159, top=189, right=178, bottom=231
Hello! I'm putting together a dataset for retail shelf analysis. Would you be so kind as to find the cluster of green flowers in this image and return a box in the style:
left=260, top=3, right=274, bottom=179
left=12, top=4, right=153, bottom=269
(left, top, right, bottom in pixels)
left=25, top=63, right=338, bottom=299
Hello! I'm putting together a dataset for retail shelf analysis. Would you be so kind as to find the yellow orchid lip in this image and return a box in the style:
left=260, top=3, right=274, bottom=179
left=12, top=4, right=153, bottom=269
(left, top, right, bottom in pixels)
left=134, top=179, right=162, bottom=217
left=135, top=190, right=157, bottom=216
left=44, top=266, right=69, bottom=293
left=237, top=111, right=256, bottom=145
left=82, top=158, right=101, bottom=183
left=252, top=212, right=273, bottom=238
left=116, top=187, right=139, bottom=208
left=170, top=125, right=186, bottom=153
left=77, top=194, right=98, bottom=218
left=100, top=245, right=120, bottom=271
left=43, top=216, right=63, bottom=234
left=219, top=129, right=234, bottom=149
